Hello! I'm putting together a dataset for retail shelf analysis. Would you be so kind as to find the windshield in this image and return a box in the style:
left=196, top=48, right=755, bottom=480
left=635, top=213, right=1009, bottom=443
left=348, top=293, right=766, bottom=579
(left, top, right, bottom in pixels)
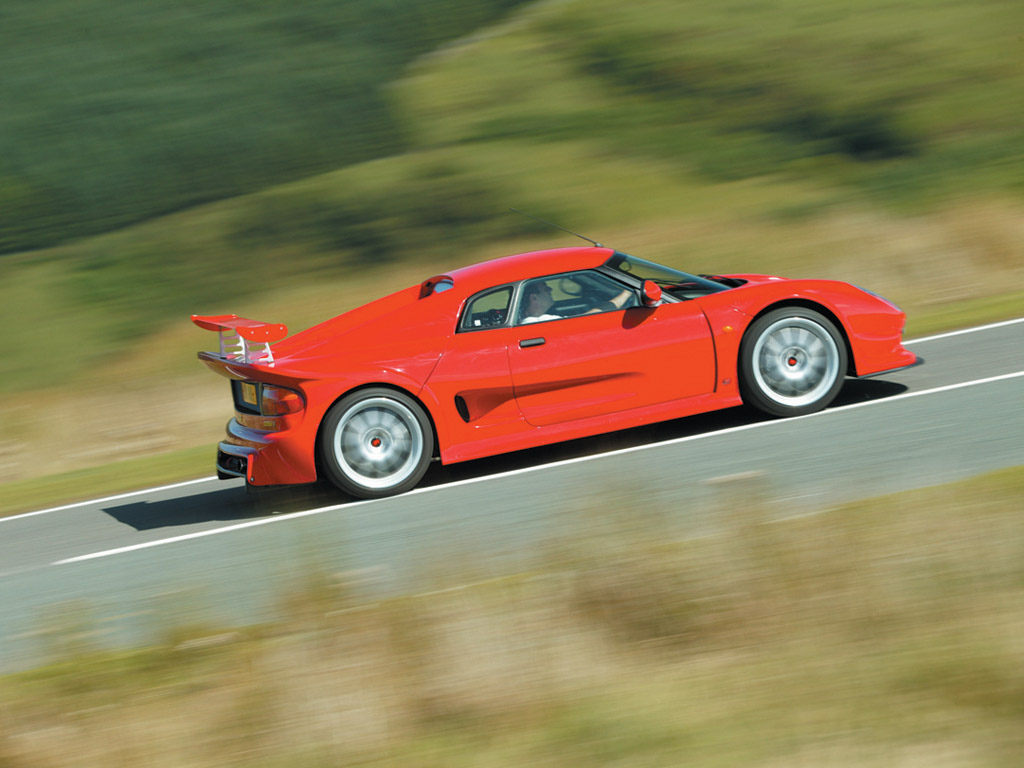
left=604, top=252, right=730, bottom=299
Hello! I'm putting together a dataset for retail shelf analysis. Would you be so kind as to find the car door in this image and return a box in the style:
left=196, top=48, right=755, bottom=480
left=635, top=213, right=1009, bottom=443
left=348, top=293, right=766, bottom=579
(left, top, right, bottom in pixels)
left=425, top=284, right=525, bottom=426
left=508, top=270, right=716, bottom=427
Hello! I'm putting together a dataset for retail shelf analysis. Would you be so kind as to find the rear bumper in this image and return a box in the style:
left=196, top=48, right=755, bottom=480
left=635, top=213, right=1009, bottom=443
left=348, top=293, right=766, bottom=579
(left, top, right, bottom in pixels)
left=217, top=444, right=255, bottom=480
left=216, top=417, right=318, bottom=486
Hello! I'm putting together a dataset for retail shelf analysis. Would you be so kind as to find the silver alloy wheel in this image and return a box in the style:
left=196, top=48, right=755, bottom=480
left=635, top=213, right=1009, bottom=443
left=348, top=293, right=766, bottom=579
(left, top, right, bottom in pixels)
left=332, top=397, right=424, bottom=490
left=750, top=316, right=841, bottom=407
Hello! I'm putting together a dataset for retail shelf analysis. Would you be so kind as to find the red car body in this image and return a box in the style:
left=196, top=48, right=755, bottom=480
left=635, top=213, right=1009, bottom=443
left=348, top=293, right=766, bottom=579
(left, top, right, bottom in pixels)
left=193, top=246, right=918, bottom=498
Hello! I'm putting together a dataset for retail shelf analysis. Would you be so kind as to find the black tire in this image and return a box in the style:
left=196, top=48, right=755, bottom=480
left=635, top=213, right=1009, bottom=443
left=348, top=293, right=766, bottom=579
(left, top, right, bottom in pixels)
left=319, top=388, right=433, bottom=499
left=739, top=307, right=848, bottom=417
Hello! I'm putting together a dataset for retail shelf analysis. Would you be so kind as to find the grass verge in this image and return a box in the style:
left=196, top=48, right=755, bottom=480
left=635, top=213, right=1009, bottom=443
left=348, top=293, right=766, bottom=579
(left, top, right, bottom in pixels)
left=905, top=289, right=1024, bottom=338
left=2, top=466, right=1022, bottom=766
left=0, top=445, right=213, bottom=520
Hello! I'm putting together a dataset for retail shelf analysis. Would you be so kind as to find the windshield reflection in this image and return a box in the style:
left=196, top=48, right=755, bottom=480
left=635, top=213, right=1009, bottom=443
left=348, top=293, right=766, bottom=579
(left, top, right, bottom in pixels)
left=605, top=252, right=730, bottom=298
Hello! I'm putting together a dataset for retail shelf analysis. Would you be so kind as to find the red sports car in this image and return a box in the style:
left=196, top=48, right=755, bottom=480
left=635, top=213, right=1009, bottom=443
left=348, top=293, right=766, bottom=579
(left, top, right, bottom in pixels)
left=193, top=246, right=919, bottom=498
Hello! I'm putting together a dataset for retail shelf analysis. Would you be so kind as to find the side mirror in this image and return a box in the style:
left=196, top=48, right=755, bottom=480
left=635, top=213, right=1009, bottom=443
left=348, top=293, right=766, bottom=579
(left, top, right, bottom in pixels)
left=641, top=279, right=662, bottom=307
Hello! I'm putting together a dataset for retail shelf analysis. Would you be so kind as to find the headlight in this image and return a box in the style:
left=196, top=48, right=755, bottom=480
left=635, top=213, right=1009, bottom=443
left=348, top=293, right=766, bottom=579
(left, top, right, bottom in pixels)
left=854, top=285, right=903, bottom=313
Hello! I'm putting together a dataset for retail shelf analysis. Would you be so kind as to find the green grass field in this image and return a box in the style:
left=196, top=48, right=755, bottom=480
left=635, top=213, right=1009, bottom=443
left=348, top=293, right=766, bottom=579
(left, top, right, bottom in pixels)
left=3, top=467, right=1022, bottom=766
left=0, top=0, right=528, bottom=253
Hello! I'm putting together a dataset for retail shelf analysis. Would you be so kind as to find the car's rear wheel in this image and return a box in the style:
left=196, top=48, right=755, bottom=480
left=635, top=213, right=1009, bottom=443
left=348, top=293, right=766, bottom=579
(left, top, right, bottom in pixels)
left=739, top=307, right=847, bottom=417
left=320, top=388, right=433, bottom=499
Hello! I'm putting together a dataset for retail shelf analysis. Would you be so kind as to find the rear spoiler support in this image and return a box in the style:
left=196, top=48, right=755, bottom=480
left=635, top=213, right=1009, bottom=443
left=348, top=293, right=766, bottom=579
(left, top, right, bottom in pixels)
left=191, top=314, right=288, bottom=365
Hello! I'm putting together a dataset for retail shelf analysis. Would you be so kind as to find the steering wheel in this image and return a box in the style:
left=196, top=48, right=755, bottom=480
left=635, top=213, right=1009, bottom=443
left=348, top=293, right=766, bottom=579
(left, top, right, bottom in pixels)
left=483, top=308, right=506, bottom=326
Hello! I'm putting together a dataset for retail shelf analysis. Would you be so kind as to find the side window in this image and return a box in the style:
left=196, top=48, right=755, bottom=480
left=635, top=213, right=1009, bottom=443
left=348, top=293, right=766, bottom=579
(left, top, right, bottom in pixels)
left=459, top=286, right=513, bottom=331
left=518, top=271, right=637, bottom=325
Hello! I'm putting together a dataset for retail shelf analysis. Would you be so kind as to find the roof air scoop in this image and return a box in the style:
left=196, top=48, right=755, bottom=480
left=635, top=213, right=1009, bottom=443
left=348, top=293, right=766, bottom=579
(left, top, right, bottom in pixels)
left=420, top=275, right=454, bottom=298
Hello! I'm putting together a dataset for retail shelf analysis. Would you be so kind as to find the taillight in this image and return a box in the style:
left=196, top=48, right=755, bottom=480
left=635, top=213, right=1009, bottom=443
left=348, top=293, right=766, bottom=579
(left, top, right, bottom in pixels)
left=260, top=385, right=304, bottom=416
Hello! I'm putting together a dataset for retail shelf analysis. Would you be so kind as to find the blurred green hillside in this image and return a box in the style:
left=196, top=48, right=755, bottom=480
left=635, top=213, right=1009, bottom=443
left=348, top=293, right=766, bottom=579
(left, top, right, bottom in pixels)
left=1, top=0, right=1022, bottom=484
left=0, top=0, right=528, bottom=253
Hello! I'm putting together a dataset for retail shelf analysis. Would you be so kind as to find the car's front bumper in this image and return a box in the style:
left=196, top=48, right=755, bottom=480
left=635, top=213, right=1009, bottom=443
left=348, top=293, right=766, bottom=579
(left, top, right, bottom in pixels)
left=854, top=354, right=925, bottom=379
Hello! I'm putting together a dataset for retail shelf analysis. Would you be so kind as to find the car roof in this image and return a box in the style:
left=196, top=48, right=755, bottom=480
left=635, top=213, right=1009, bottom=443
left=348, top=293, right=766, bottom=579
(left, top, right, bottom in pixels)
left=442, top=246, right=614, bottom=295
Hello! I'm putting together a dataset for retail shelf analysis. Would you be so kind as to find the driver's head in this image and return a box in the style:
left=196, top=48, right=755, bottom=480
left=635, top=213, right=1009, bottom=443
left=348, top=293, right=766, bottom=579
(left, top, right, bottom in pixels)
left=524, top=281, right=554, bottom=316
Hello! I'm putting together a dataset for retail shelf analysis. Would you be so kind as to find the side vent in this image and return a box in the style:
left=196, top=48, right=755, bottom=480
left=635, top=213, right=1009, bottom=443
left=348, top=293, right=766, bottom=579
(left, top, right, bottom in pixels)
left=454, top=395, right=470, bottom=423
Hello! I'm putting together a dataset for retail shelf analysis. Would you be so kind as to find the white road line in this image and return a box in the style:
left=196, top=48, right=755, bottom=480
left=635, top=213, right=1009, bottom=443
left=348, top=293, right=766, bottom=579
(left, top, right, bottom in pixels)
left=54, top=369, right=1024, bottom=567
left=9, top=315, right=1023, bottom=526
left=0, top=477, right=219, bottom=524
left=906, top=317, right=1024, bottom=345
left=54, top=501, right=376, bottom=564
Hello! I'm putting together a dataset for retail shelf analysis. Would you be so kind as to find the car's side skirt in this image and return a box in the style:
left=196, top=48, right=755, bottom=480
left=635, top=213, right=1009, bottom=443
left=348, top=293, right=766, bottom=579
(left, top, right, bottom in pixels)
left=439, top=390, right=744, bottom=465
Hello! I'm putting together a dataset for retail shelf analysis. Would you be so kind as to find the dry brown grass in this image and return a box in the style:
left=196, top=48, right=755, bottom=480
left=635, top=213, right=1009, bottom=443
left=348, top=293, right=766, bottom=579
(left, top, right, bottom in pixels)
left=2, top=467, right=1022, bottom=766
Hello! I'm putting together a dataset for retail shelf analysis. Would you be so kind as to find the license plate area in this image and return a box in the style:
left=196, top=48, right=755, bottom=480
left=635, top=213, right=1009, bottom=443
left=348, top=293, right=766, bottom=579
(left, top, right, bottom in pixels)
left=232, top=380, right=261, bottom=414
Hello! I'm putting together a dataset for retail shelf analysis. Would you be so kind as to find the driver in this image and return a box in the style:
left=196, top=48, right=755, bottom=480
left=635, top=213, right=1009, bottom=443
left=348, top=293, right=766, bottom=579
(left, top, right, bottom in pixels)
left=521, top=280, right=633, bottom=324
left=521, top=282, right=561, bottom=324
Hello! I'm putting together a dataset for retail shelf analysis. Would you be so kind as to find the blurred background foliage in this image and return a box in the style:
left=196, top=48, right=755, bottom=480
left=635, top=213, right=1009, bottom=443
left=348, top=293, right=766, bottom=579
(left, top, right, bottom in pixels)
left=0, top=0, right=1022, bottom=480
left=0, top=0, right=528, bottom=253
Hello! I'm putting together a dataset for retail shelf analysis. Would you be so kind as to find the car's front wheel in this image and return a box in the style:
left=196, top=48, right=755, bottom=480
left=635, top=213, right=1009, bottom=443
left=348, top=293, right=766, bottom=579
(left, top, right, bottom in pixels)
left=739, top=307, right=847, bottom=417
left=319, top=388, right=433, bottom=499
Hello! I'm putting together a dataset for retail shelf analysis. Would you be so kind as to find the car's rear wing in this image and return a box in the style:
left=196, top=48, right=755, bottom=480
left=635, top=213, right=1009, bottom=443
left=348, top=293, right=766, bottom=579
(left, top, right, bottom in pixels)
left=191, top=314, right=288, bottom=365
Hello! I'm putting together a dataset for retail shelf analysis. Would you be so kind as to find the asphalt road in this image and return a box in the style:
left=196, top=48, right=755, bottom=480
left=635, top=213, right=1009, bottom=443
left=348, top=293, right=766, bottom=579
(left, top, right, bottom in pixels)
left=1, top=319, right=1022, bottom=672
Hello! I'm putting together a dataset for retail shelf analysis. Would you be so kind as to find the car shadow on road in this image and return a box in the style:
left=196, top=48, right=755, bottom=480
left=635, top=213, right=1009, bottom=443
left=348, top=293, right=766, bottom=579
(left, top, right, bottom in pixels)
left=103, top=485, right=336, bottom=531
left=104, top=378, right=909, bottom=530
left=831, top=377, right=908, bottom=407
